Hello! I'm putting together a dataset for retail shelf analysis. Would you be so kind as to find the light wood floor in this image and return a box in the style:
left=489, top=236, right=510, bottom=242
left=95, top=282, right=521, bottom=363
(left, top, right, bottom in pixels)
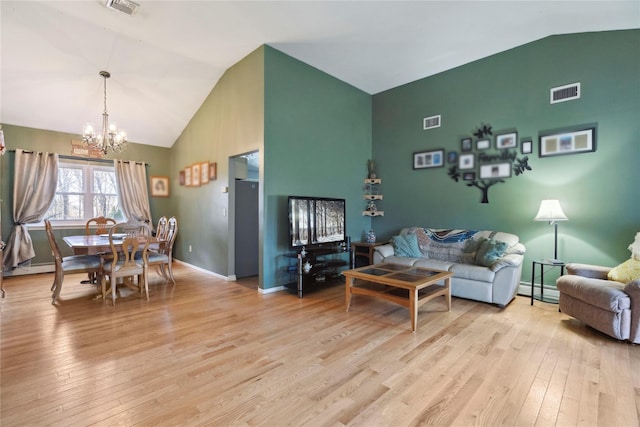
left=1, top=263, right=639, bottom=426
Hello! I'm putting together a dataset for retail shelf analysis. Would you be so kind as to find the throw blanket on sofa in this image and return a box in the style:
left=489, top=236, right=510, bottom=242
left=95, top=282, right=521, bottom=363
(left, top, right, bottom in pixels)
left=407, top=228, right=479, bottom=263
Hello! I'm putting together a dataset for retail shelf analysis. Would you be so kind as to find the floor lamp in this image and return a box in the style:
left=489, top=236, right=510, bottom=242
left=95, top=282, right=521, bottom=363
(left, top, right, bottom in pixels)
left=534, top=199, right=568, bottom=264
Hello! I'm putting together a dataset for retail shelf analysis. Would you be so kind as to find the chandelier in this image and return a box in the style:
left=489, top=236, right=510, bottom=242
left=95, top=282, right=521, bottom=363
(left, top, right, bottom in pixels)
left=82, top=70, right=128, bottom=154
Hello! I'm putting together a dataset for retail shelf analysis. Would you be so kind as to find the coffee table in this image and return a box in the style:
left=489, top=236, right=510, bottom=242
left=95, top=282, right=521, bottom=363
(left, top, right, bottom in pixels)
left=342, top=263, right=453, bottom=332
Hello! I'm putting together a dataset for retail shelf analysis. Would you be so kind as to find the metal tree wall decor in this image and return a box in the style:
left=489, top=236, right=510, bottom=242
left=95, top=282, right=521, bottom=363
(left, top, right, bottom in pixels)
left=447, top=123, right=532, bottom=203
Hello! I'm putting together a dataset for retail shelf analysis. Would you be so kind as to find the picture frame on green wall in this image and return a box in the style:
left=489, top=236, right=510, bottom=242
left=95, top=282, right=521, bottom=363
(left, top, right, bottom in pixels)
left=413, top=149, right=444, bottom=169
left=461, top=138, right=472, bottom=152
left=521, top=140, right=533, bottom=154
left=496, top=132, right=518, bottom=149
left=539, top=126, right=596, bottom=157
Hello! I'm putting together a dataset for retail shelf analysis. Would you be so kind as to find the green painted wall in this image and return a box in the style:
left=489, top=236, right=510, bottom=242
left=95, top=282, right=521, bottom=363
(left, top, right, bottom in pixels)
left=169, top=47, right=264, bottom=277
left=0, top=124, right=171, bottom=265
left=263, top=46, right=372, bottom=289
left=372, top=29, right=640, bottom=282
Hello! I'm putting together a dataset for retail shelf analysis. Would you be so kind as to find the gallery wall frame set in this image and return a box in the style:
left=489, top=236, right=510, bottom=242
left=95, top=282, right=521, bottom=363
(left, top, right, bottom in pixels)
left=413, top=149, right=444, bottom=169
left=180, top=161, right=217, bottom=187
left=538, top=125, right=596, bottom=157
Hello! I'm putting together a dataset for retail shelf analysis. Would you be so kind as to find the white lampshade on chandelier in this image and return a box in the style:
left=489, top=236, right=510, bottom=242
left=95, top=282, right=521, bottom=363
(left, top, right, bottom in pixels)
left=82, top=71, right=128, bottom=154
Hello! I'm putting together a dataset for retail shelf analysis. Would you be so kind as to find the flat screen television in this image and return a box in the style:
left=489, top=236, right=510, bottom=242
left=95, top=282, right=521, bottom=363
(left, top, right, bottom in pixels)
left=288, top=196, right=346, bottom=249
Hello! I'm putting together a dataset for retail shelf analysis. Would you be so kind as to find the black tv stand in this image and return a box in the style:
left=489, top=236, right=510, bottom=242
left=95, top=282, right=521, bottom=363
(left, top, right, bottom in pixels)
left=285, top=245, right=350, bottom=298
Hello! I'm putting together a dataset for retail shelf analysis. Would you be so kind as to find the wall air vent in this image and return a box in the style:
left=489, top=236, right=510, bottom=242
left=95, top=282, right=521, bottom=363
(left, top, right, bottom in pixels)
left=105, top=0, right=140, bottom=16
left=423, top=115, right=441, bottom=130
left=550, top=82, right=581, bottom=104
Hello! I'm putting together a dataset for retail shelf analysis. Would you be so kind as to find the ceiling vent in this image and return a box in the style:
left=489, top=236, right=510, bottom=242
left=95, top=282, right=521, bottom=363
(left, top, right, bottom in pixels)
left=550, top=82, right=581, bottom=104
left=105, top=0, right=140, bottom=16
left=423, top=115, right=441, bottom=130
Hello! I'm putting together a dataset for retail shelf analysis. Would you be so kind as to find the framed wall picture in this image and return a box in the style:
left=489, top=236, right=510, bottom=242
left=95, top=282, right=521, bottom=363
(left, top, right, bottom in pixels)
left=191, top=163, right=201, bottom=187
left=539, top=126, right=596, bottom=157
left=521, top=140, right=533, bottom=154
left=460, top=138, right=472, bottom=152
left=209, top=162, right=217, bottom=180
left=496, top=132, right=518, bottom=149
left=184, top=167, right=192, bottom=187
left=448, top=151, right=458, bottom=164
left=150, top=176, right=170, bottom=197
left=459, top=153, right=474, bottom=170
left=463, top=172, right=476, bottom=181
left=480, top=163, right=512, bottom=179
left=413, top=149, right=444, bottom=169
left=179, top=170, right=185, bottom=186
left=476, top=139, right=490, bottom=150
left=200, top=161, right=210, bottom=184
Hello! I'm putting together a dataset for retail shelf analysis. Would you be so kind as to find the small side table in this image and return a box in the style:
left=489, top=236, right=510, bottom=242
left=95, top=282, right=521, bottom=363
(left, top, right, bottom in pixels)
left=350, top=241, right=384, bottom=268
left=531, top=259, right=566, bottom=305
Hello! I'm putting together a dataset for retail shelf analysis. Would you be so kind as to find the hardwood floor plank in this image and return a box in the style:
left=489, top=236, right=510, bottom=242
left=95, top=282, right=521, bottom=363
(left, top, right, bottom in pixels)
left=1, top=264, right=639, bottom=426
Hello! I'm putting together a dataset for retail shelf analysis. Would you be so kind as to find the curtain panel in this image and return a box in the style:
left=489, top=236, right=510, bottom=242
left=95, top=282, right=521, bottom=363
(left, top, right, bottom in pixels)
left=3, top=149, right=59, bottom=270
left=114, top=160, right=152, bottom=225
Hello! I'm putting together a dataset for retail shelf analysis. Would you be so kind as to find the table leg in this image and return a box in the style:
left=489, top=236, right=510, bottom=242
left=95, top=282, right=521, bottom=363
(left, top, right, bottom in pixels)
left=445, top=277, right=451, bottom=311
left=410, top=288, right=418, bottom=333
left=530, top=263, right=535, bottom=305
left=345, top=277, right=353, bottom=311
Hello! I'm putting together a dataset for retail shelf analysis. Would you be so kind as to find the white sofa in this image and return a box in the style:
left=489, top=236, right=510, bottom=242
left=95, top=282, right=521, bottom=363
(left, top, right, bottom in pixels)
left=373, top=227, right=526, bottom=307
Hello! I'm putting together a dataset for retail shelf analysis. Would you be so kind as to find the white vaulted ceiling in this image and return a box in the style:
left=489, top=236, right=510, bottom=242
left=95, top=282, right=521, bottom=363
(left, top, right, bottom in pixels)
left=1, top=1, right=638, bottom=148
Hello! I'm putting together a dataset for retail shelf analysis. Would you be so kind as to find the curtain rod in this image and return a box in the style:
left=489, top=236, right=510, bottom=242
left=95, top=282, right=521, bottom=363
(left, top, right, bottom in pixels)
left=8, top=150, right=149, bottom=166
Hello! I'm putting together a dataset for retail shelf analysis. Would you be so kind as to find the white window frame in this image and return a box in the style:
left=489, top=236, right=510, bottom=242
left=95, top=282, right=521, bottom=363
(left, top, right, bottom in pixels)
left=30, top=160, right=125, bottom=229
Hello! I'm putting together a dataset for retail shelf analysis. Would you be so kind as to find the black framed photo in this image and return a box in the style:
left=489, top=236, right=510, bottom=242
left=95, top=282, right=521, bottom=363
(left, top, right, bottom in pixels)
left=461, top=138, right=472, bottom=152
left=539, top=126, right=596, bottom=157
left=459, top=153, right=474, bottom=170
left=496, top=132, right=517, bottom=149
left=479, top=163, right=512, bottom=179
left=521, top=140, right=533, bottom=154
left=476, top=139, right=490, bottom=150
left=413, top=149, right=444, bottom=169
left=448, top=151, right=458, bottom=163
left=463, top=172, right=476, bottom=181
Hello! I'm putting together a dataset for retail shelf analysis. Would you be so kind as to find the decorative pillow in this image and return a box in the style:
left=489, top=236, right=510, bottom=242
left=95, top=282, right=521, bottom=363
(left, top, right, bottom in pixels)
left=391, top=233, right=422, bottom=258
left=608, top=258, right=640, bottom=283
left=474, top=238, right=509, bottom=267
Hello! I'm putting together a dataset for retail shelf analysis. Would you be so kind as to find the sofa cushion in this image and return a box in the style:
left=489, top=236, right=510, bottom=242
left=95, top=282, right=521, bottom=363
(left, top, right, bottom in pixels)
left=474, top=238, right=509, bottom=267
left=382, top=255, right=420, bottom=266
left=450, top=263, right=495, bottom=282
left=391, top=233, right=422, bottom=258
left=607, top=258, right=640, bottom=283
left=413, top=258, right=455, bottom=271
left=412, top=228, right=478, bottom=263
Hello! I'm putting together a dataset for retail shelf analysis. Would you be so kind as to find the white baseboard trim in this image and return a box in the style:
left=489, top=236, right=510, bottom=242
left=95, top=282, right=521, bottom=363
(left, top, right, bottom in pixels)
left=172, top=259, right=231, bottom=281
left=259, top=285, right=286, bottom=294
left=3, top=264, right=54, bottom=277
left=518, top=281, right=559, bottom=300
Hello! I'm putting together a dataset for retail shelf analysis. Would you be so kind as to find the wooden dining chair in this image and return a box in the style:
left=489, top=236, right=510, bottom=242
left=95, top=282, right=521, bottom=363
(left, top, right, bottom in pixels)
left=44, top=220, right=103, bottom=304
left=100, top=220, right=152, bottom=305
left=146, top=216, right=178, bottom=284
left=155, top=216, right=168, bottom=240
left=84, top=216, right=116, bottom=283
left=85, top=216, right=117, bottom=235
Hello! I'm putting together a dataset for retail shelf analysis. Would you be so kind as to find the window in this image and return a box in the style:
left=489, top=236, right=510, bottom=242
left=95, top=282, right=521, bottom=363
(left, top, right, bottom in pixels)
left=45, top=161, right=125, bottom=224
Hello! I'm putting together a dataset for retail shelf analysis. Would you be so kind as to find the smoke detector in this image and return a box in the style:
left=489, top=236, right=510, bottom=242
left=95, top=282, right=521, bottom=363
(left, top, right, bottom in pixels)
left=105, top=0, right=140, bottom=16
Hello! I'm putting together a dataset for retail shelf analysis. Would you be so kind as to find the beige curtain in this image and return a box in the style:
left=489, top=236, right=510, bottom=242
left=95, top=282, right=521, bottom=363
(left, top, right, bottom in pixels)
left=3, top=149, right=59, bottom=270
left=114, top=159, right=152, bottom=224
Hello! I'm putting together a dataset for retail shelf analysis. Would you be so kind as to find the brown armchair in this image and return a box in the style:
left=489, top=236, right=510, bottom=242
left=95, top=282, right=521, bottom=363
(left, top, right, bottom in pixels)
left=557, top=263, right=640, bottom=343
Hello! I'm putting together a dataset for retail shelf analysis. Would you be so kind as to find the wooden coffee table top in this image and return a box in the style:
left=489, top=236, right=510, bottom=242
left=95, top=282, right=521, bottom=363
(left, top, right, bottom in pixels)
left=342, top=263, right=453, bottom=290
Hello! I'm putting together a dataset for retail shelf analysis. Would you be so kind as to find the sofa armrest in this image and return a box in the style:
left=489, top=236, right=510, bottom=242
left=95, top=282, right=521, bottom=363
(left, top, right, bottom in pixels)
left=624, top=279, right=640, bottom=343
left=373, top=244, right=394, bottom=263
left=566, top=263, right=611, bottom=279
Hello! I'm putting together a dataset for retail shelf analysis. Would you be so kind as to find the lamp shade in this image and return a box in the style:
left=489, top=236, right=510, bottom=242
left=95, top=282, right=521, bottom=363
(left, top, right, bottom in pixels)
left=534, top=199, right=568, bottom=222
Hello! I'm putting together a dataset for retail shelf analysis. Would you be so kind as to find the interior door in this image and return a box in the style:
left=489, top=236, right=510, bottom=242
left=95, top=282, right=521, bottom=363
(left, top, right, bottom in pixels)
left=234, top=180, right=259, bottom=278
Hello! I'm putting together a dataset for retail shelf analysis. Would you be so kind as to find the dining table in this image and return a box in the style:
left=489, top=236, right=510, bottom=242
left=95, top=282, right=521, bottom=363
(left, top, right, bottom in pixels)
left=63, top=234, right=160, bottom=255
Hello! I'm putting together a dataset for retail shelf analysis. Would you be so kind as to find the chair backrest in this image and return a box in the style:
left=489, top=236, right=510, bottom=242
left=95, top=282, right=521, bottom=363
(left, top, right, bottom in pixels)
left=86, top=216, right=117, bottom=235
left=155, top=216, right=168, bottom=240
left=105, top=220, right=151, bottom=274
left=44, top=220, right=63, bottom=265
left=163, top=217, right=178, bottom=256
